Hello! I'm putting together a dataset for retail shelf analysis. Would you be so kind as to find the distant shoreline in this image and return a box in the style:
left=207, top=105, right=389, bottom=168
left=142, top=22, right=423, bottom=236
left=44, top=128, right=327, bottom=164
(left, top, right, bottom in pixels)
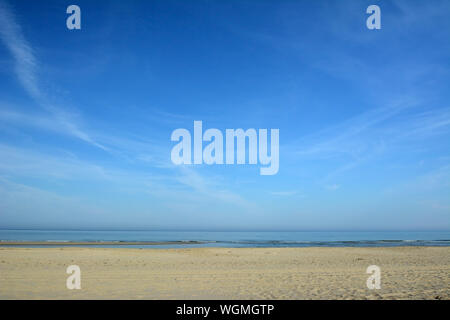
left=0, top=240, right=205, bottom=246
left=2, top=230, right=449, bottom=248
left=1, top=240, right=449, bottom=248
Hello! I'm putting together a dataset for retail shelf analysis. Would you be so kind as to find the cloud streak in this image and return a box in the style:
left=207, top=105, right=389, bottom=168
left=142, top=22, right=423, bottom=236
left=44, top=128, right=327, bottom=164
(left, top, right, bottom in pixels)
left=0, top=0, right=106, bottom=150
left=0, top=1, right=40, bottom=99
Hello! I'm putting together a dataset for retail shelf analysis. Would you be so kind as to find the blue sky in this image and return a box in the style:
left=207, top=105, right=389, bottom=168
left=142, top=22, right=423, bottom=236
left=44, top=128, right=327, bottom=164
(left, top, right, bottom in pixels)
left=0, top=0, right=449, bottom=231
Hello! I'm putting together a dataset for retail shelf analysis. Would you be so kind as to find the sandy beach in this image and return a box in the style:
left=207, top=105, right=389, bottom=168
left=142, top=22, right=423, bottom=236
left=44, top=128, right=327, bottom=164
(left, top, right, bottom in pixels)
left=0, top=246, right=448, bottom=299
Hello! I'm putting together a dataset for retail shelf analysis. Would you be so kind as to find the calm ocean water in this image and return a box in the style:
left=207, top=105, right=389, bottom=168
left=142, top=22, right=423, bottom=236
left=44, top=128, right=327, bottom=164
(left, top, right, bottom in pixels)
left=0, top=229, right=449, bottom=248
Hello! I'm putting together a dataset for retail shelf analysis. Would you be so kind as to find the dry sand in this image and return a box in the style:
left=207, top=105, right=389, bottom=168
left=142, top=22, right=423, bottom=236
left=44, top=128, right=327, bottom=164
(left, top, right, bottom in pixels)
left=0, top=247, right=448, bottom=299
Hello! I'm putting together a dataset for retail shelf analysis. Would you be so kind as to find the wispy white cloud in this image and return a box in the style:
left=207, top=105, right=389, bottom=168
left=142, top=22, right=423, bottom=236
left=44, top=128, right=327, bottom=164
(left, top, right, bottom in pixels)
left=0, top=0, right=106, bottom=150
left=0, top=143, right=255, bottom=214
left=287, top=99, right=450, bottom=186
left=0, top=106, right=103, bottom=151
left=0, top=1, right=40, bottom=99
left=398, top=108, right=450, bottom=140
left=0, top=143, right=111, bottom=180
left=292, top=99, right=450, bottom=159
left=292, top=98, right=416, bottom=159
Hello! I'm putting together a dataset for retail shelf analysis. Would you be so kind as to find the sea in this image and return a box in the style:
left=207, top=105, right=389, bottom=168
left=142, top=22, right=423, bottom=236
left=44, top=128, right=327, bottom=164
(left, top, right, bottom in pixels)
left=0, top=229, right=449, bottom=249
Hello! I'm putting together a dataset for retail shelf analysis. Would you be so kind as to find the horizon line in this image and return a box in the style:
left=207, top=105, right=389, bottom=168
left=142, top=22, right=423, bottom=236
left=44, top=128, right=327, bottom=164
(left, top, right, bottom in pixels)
left=1, top=227, right=449, bottom=233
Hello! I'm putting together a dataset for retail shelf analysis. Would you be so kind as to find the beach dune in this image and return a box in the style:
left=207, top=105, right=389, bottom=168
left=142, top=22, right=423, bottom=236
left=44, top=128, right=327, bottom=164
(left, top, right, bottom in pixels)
left=0, top=247, right=449, bottom=299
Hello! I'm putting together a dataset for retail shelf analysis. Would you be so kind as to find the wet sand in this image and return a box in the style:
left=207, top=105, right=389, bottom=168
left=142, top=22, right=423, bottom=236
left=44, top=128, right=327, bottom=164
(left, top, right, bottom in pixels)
left=0, top=247, right=448, bottom=299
